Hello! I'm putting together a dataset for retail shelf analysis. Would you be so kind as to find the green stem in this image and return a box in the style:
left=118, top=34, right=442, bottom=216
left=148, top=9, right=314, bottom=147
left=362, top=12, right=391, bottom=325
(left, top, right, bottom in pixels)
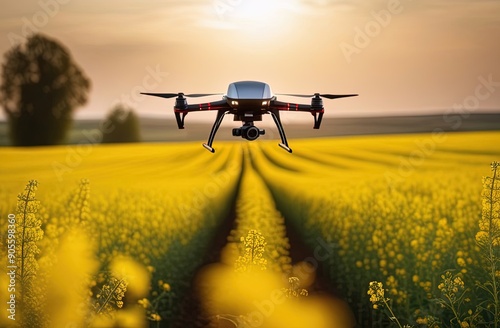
left=446, top=294, right=463, bottom=327
left=20, top=183, right=34, bottom=286
left=214, top=314, right=239, bottom=327
left=382, top=298, right=404, bottom=328
left=96, top=278, right=125, bottom=314
left=487, top=166, right=499, bottom=328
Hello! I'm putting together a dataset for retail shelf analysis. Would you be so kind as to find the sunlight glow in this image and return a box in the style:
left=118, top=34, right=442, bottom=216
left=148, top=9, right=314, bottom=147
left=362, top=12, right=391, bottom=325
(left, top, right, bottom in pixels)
left=211, top=0, right=303, bottom=37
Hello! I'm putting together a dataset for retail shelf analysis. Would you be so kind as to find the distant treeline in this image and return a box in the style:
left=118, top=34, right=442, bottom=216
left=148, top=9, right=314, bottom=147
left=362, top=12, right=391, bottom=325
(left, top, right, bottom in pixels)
left=1, top=113, right=499, bottom=146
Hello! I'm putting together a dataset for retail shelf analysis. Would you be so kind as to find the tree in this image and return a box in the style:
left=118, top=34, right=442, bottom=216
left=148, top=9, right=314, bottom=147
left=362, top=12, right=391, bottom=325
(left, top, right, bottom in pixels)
left=0, top=33, right=91, bottom=146
left=102, top=104, right=141, bottom=143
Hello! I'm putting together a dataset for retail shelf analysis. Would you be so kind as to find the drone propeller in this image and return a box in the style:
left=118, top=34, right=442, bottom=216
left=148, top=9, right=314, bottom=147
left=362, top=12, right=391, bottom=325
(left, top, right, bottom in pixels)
left=277, top=93, right=358, bottom=99
left=141, top=92, right=223, bottom=99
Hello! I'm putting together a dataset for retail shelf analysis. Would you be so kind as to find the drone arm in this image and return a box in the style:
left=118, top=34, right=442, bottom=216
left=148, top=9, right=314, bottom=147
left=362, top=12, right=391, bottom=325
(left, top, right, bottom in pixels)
left=270, top=100, right=313, bottom=112
left=183, top=100, right=230, bottom=112
left=270, top=100, right=324, bottom=129
left=174, top=100, right=230, bottom=130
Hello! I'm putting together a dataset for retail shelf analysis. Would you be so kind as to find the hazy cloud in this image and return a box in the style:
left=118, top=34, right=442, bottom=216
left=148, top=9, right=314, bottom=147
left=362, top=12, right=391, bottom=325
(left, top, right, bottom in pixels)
left=0, top=0, right=499, bottom=119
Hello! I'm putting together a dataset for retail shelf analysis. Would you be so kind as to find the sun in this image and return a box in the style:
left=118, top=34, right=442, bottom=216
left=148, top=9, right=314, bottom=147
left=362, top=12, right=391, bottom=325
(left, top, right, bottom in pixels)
left=220, top=0, right=303, bottom=37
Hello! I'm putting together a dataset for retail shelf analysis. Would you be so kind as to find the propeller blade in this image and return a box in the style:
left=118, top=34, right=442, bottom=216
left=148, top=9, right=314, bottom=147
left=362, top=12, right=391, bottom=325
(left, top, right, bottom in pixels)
left=141, top=92, right=179, bottom=99
left=277, top=93, right=358, bottom=99
left=184, top=93, right=223, bottom=98
left=141, top=92, right=223, bottom=99
left=277, top=93, right=314, bottom=98
left=320, top=94, right=359, bottom=99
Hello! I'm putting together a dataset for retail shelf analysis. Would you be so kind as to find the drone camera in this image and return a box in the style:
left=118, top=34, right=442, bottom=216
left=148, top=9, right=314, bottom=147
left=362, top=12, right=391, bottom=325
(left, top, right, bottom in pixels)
left=232, top=128, right=242, bottom=137
left=232, top=125, right=265, bottom=141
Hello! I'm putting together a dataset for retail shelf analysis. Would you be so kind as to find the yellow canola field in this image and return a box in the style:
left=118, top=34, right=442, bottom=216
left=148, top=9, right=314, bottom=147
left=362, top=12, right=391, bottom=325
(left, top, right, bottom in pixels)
left=1, top=131, right=499, bottom=327
left=253, top=131, right=500, bottom=326
left=0, top=141, right=242, bottom=327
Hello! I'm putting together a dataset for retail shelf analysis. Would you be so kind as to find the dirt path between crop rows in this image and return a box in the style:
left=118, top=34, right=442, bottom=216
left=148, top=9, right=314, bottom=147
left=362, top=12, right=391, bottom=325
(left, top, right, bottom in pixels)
left=171, top=198, right=238, bottom=328
left=171, top=174, right=356, bottom=328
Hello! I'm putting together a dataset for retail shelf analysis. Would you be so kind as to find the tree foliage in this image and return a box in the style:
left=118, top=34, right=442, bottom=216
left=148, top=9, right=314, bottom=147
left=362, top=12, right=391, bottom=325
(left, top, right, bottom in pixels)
left=0, top=33, right=90, bottom=146
left=102, top=104, right=141, bottom=143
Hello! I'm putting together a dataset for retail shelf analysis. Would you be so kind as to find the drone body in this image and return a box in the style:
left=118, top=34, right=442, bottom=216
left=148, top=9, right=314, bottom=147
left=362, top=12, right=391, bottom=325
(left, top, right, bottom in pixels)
left=142, top=81, right=357, bottom=153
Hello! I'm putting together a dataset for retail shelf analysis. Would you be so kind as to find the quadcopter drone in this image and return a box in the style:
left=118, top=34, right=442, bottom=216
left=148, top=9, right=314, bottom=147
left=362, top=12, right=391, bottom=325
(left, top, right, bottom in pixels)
left=142, top=81, right=357, bottom=153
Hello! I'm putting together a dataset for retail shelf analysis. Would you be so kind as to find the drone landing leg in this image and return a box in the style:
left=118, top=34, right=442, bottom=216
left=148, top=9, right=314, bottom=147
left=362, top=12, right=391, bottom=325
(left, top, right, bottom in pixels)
left=202, top=110, right=228, bottom=153
left=268, top=110, right=292, bottom=153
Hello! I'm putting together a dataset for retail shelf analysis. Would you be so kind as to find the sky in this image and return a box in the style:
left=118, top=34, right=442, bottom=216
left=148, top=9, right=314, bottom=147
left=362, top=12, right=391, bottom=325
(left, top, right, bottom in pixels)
left=0, top=0, right=499, bottom=121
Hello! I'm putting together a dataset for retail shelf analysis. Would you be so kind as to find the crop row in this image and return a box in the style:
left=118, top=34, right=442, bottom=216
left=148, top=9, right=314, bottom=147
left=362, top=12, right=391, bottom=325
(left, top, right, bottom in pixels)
left=198, top=147, right=294, bottom=327
left=199, top=146, right=350, bottom=328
